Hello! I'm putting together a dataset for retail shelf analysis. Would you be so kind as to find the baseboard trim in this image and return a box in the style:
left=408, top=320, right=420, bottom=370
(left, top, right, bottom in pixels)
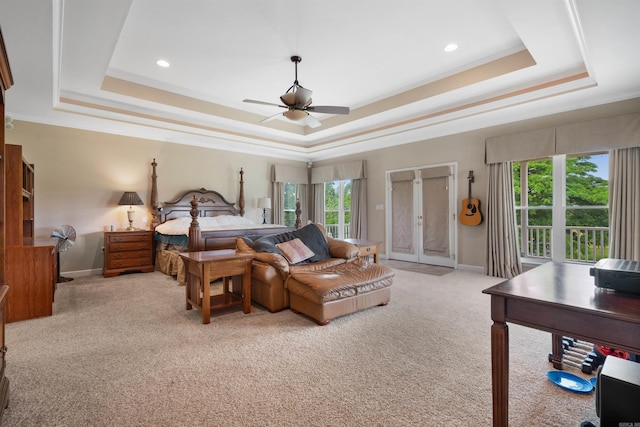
left=380, top=254, right=484, bottom=274
left=60, top=268, right=103, bottom=278
left=66, top=264, right=487, bottom=277
left=458, top=264, right=485, bottom=274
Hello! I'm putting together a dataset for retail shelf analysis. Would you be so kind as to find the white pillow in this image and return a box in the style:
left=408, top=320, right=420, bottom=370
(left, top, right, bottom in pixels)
left=199, top=215, right=254, bottom=227
left=154, top=217, right=191, bottom=234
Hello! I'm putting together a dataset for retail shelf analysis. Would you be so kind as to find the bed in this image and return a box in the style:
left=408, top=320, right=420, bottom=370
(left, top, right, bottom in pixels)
left=150, top=162, right=298, bottom=283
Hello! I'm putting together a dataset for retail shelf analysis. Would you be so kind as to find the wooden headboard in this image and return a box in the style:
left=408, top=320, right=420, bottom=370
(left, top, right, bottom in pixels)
left=149, top=160, right=301, bottom=252
left=159, top=188, right=240, bottom=222
left=150, top=160, right=246, bottom=226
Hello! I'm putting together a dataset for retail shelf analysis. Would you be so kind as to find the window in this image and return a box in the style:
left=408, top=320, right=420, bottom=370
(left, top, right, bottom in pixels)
left=324, top=180, right=351, bottom=239
left=283, top=182, right=298, bottom=228
left=514, top=152, right=609, bottom=263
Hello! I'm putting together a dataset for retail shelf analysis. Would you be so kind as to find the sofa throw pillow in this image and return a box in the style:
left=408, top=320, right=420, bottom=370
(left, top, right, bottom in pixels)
left=250, top=224, right=331, bottom=263
left=276, top=238, right=315, bottom=264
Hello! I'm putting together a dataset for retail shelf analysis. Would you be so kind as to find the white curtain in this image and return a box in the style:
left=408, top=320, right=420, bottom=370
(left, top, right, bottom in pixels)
left=350, top=178, right=367, bottom=239
left=485, top=162, right=522, bottom=278
left=390, top=171, right=415, bottom=254
left=421, top=175, right=449, bottom=257
left=609, top=147, right=640, bottom=261
left=271, top=182, right=284, bottom=225
left=312, top=183, right=324, bottom=224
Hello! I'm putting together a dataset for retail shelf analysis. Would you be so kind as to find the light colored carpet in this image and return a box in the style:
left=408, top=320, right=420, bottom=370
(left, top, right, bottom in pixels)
left=4, top=269, right=599, bottom=426
left=380, top=259, right=454, bottom=276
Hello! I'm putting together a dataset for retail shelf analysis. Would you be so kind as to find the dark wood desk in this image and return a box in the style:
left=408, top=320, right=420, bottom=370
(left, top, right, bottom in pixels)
left=482, top=262, right=640, bottom=427
left=179, top=250, right=254, bottom=324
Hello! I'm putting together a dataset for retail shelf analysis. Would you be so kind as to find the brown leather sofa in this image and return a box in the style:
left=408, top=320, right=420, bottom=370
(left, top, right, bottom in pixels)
left=236, top=223, right=394, bottom=325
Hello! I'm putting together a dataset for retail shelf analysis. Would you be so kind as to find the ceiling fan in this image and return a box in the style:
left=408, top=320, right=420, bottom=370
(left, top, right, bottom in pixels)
left=243, top=55, right=350, bottom=128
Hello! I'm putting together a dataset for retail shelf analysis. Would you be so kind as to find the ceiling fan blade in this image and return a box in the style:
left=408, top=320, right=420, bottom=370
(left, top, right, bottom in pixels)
left=243, top=99, right=286, bottom=108
left=303, top=113, right=322, bottom=129
left=306, top=105, right=350, bottom=115
left=259, top=112, right=284, bottom=123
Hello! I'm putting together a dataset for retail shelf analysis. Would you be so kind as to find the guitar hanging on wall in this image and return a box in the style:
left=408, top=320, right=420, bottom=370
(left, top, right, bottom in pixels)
left=460, top=170, right=482, bottom=226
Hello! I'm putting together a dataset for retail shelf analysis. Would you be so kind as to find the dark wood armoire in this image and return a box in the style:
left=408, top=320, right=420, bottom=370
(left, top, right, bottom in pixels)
left=0, top=24, right=15, bottom=423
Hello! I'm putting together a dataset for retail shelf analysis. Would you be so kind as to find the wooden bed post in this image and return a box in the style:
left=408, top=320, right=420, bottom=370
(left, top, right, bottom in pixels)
left=188, top=196, right=201, bottom=252
left=150, top=158, right=159, bottom=228
left=238, top=168, right=245, bottom=217
left=295, top=198, right=302, bottom=229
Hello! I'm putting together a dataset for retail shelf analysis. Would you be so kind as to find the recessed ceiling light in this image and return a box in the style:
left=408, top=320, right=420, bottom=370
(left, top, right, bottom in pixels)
left=444, top=43, right=458, bottom=53
left=156, top=59, right=170, bottom=68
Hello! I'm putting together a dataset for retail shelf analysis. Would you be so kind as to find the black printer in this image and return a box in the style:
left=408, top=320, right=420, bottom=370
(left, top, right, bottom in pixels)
left=589, top=258, right=640, bottom=295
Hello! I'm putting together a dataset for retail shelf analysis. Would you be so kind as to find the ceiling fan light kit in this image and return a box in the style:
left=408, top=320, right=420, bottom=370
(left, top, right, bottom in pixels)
left=243, top=55, right=349, bottom=128
left=283, top=109, right=308, bottom=121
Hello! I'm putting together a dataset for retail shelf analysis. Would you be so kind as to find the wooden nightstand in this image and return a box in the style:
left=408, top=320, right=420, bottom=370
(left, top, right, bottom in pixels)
left=103, top=230, right=154, bottom=278
left=343, top=239, right=380, bottom=263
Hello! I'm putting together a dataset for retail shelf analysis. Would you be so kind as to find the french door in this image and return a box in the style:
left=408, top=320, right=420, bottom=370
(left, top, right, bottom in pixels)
left=386, top=164, right=457, bottom=267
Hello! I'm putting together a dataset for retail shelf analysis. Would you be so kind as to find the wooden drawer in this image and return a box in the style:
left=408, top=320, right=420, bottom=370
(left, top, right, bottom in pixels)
left=108, top=233, right=151, bottom=244
left=109, top=242, right=151, bottom=252
left=108, top=256, right=153, bottom=270
left=343, top=239, right=380, bottom=264
left=108, top=250, right=150, bottom=261
left=357, top=243, right=377, bottom=256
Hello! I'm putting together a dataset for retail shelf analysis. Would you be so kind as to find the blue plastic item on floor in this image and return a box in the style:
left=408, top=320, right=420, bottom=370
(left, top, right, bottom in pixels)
left=546, top=370, right=593, bottom=393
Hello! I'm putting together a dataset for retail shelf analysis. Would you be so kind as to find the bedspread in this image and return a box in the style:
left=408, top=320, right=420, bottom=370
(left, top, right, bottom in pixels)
left=154, top=215, right=275, bottom=235
left=156, top=249, right=187, bottom=284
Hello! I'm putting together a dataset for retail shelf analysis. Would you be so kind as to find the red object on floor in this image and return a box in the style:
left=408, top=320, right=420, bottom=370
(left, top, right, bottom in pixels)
left=595, top=344, right=630, bottom=360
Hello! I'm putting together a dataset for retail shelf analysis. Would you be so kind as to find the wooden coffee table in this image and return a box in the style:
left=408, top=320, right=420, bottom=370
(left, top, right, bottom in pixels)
left=179, top=249, right=255, bottom=324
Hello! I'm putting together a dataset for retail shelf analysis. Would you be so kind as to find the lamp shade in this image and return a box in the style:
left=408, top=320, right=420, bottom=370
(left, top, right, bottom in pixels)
left=118, top=191, right=144, bottom=206
left=257, top=197, right=272, bottom=209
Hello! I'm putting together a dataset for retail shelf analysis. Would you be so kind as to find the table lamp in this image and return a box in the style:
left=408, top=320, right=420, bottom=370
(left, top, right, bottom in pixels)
left=257, top=197, right=271, bottom=224
left=118, top=191, right=144, bottom=231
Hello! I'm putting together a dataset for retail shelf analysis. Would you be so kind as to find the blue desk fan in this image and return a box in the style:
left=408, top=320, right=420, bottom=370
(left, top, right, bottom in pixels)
left=51, top=224, right=76, bottom=283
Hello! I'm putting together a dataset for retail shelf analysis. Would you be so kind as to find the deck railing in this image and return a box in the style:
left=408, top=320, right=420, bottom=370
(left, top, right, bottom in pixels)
left=326, top=223, right=608, bottom=262
left=519, top=225, right=609, bottom=263
left=324, top=224, right=350, bottom=239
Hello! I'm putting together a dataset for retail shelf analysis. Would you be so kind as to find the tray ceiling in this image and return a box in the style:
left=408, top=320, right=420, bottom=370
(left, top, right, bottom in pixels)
left=1, top=0, right=639, bottom=160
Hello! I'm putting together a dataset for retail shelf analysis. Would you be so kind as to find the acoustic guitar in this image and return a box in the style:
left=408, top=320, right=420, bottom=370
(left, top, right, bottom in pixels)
left=460, top=170, right=482, bottom=226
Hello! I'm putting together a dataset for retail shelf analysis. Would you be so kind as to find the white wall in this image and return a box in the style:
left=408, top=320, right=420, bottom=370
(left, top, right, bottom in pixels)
left=317, top=98, right=640, bottom=270
left=7, top=97, right=640, bottom=275
left=6, top=123, right=303, bottom=275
